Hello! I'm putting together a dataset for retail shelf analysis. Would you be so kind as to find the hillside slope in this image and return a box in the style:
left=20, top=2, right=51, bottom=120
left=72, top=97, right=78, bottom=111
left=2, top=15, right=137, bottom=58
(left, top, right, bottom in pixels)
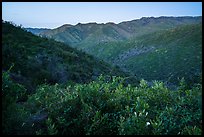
left=2, top=21, right=138, bottom=92
left=89, top=23, right=202, bottom=85
left=36, top=16, right=201, bottom=50
left=34, top=16, right=202, bottom=86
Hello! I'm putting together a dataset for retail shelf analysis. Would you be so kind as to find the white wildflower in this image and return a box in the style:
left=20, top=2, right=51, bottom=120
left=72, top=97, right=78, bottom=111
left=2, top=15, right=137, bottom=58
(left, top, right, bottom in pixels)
left=134, top=112, right=137, bottom=116
left=146, top=122, right=150, bottom=126
left=145, top=112, right=148, bottom=116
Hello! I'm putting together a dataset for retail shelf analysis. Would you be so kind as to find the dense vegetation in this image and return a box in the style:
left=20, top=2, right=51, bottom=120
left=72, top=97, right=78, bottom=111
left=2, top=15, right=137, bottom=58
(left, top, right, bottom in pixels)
left=2, top=21, right=137, bottom=93
left=87, top=23, right=202, bottom=87
left=2, top=20, right=202, bottom=135
left=34, top=16, right=202, bottom=86
left=3, top=71, right=202, bottom=135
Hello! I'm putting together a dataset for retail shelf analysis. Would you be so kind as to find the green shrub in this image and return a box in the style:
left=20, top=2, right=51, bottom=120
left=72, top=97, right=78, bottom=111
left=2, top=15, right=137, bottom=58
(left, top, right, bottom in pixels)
left=2, top=66, right=30, bottom=135
left=26, top=75, right=202, bottom=135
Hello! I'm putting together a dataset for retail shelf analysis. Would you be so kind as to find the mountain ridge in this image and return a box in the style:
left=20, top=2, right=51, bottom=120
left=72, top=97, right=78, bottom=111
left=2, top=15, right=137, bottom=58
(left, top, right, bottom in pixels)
left=29, top=16, right=201, bottom=46
left=26, top=16, right=202, bottom=30
left=24, top=16, right=202, bottom=85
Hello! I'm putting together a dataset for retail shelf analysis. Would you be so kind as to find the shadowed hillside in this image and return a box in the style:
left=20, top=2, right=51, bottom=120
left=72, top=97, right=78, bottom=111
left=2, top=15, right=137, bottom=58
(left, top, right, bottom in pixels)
left=2, top=21, right=138, bottom=93
left=33, top=16, right=202, bottom=86
left=86, top=23, right=202, bottom=86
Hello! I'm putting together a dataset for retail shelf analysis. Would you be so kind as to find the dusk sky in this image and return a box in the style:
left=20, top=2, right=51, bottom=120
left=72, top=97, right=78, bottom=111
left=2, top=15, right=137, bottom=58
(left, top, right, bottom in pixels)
left=2, top=2, right=202, bottom=29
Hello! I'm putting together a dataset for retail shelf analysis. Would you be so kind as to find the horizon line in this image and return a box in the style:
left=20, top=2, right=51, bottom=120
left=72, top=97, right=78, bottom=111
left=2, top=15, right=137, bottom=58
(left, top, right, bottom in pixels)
left=3, top=15, right=202, bottom=29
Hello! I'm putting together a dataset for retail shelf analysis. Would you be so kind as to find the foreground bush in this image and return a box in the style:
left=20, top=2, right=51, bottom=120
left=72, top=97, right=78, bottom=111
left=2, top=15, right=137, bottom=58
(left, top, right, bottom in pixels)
left=2, top=67, right=30, bottom=135
left=26, top=75, right=202, bottom=135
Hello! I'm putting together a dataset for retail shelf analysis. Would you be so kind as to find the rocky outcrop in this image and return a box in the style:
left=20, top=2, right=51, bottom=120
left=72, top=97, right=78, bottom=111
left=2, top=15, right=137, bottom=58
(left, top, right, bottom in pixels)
left=113, top=46, right=155, bottom=64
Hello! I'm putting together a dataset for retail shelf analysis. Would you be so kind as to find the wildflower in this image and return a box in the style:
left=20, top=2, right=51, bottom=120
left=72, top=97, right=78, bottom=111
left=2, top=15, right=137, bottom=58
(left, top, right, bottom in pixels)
left=146, top=122, right=150, bottom=126
left=145, top=112, right=148, bottom=116
left=134, top=112, right=137, bottom=116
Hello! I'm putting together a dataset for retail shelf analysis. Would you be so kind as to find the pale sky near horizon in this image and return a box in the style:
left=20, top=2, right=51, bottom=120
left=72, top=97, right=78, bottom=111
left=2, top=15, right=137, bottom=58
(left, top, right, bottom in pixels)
left=2, top=2, right=202, bottom=29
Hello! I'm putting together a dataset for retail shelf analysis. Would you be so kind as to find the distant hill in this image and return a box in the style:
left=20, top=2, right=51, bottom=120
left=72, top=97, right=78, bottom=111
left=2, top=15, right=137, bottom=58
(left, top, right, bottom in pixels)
left=37, top=16, right=201, bottom=48
left=2, top=21, right=138, bottom=92
left=89, top=23, right=202, bottom=85
left=25, top=28, right=51, bottom=36
left=33, top=16, right=202, bottom=86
